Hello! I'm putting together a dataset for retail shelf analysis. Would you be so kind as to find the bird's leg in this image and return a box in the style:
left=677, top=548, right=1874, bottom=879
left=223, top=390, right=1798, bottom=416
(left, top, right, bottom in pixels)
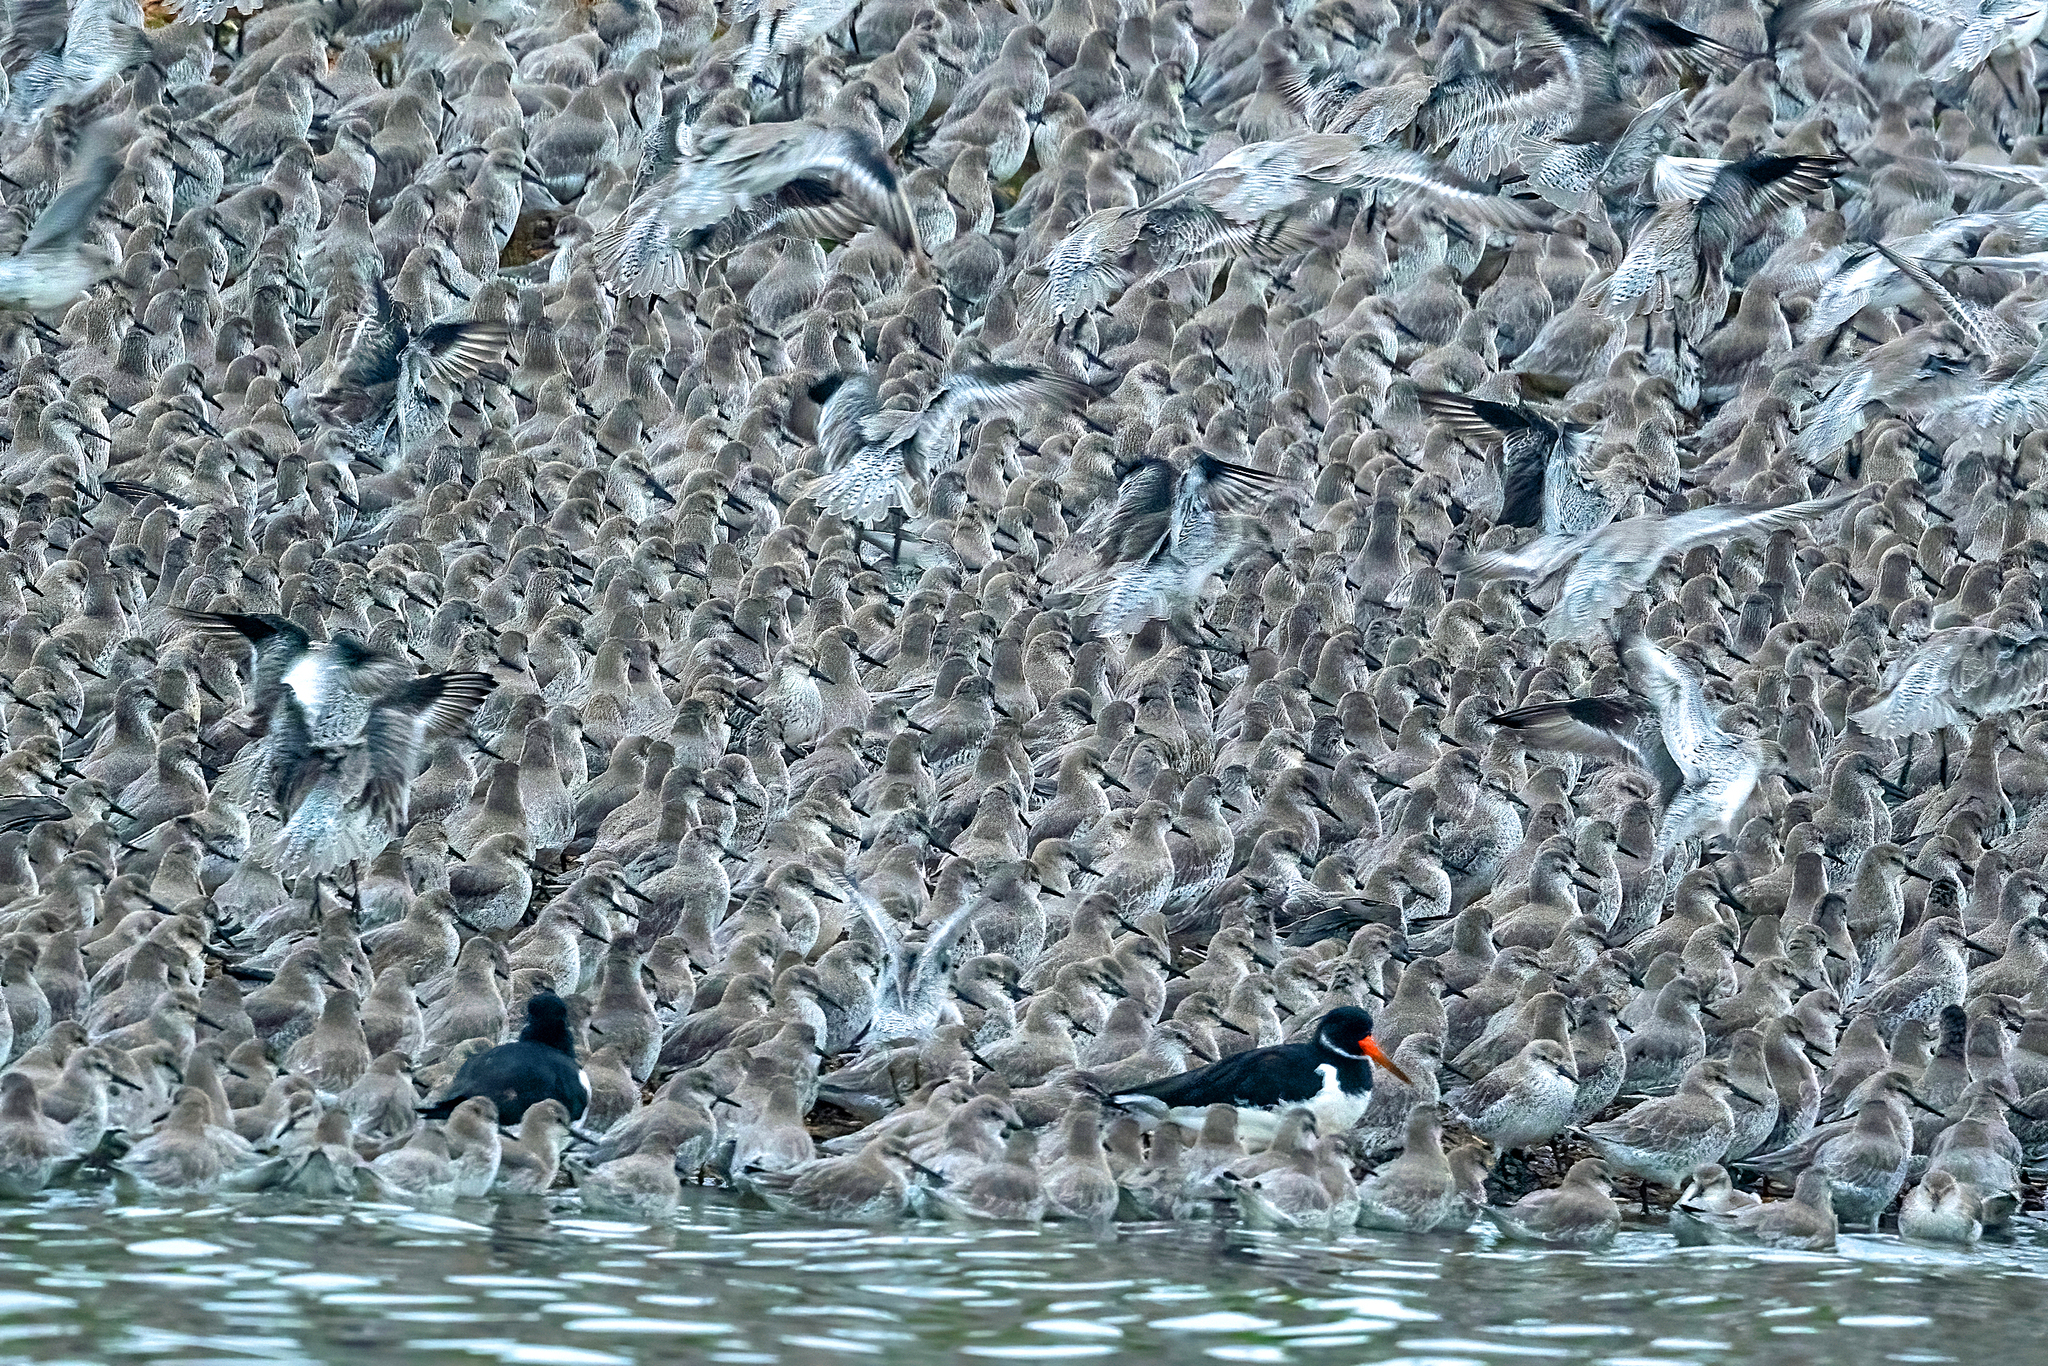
left=350, top=861, right=365, bottom=918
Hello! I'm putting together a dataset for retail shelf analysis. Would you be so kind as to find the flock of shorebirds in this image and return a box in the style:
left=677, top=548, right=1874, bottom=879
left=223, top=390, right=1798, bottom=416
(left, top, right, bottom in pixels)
left=7, top=0, right=2048, bottom=1256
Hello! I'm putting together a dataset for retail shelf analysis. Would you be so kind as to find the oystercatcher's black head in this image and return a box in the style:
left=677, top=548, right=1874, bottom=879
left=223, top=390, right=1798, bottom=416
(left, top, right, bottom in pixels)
left=1312, top=1006, right=1412, bottom=1083
left=519, top=991, right=576, bottom=1056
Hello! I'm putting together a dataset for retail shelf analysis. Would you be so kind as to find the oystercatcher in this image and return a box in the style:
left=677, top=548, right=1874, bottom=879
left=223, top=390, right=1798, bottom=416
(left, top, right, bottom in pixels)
left=420, top=992, right=589, bottom=1126
left=1114, top=1006, right=1411, bottom=1142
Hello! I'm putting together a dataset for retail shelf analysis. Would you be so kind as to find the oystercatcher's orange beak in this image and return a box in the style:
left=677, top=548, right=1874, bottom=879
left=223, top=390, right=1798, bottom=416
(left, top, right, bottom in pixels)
left=1360, top=1037, right=1411, bottom=1085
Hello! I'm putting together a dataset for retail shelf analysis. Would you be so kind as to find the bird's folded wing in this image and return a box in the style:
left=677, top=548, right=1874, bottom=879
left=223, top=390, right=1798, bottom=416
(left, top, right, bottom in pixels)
left=0, top=796, right=70, bottom=835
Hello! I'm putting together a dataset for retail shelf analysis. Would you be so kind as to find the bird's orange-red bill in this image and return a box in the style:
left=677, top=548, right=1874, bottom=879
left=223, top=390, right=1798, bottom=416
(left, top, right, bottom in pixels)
left=1361, top=1037, right=1412, bottom=1085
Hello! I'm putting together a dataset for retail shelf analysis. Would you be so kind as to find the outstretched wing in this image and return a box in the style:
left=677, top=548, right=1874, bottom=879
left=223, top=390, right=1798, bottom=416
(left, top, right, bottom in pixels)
left=1182, top=452, right=1280, bottom=516
left=1, top=0, right=69, bottom=75
left=810, top=372, right=882, bottom=468
left=408, top=319, right=511, bottom=388
left=632, top=101, right=690, bottom=198
left=362, top=673, right=496, bottom=825
left=267, top=694, right=323, bottom=820
left=928, top=364, right=1098, bottom=435
left=1336, top=147, right=1547, bottom=229
left=1094, top=457, right=1182, bottom=567
left=902, top=895, right=982, bottom=1004
left=21, top=133, right=120, bottom=254
left=335, top=277, right=406, bottom=388
left=1416, top=389, right=1576, bottom=528
left=1971, top=634, right=2048, bottom=713
left=1450, top=528, right=1585, bottom=581
left=1490, top=695, right=1685, bottom=804
left=1695, top=154, right=1843, bottom=250
left=1611, top=9, right=1753, bottom=78
left=832, top=866, right=908, bottom=1000
left=1874, top=244, right=2034, bottom=362
left=710, top=121, right=918, bottom=252
left=0, top=795, right=69, bottom=834
left=171, top=609, right=311, bottom=731
left=1851, top=632, right=1987, bottom=738
left=1623, top=634, right=1723, bottom=785
left=1662, top=491, right=1857, bottom=554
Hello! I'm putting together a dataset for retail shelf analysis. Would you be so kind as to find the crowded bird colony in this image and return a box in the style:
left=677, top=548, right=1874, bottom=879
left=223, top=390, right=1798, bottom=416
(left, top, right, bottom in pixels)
left=3, top=0, right=2048, bottom=1252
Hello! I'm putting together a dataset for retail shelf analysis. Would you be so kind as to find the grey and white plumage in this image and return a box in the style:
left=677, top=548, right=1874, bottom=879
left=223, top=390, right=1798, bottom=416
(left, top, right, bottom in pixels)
left=1417, top=389, right=1607, bottom=534
left=1673, top=1165, right=1837, bottom=1250
left=1034, top=137, right=1540, bottom=324
left=266, top=672, right=498, bottom=878
left=1483, top=1156, right=1621, bottom=1247
left=806, top=365, right=1096, bottom=522
left=7, top=0, right=2048, bottom=1257
left=1066, top=452, right=1278, bottom=632
left=839, top=867, right=980, bottom=1044
left=1771, top=0, right=2048, bottom=80
left=2, top=0, right=147, bottom=129
left=1582, top=153, right=1842, bottom=330
left=600, top=119, right=916, bottom=297
left=0, top=127, right=120, bottom=311
left=1494, top=636, right=1773, bottom=851
left=1453, top=493, right=1854, bottom=644
left=1582, top=1059, right=1754, bottom=1188
left=318, top=279, right=509, bottom=463
left=1852, top=628, right=2048, bottom=738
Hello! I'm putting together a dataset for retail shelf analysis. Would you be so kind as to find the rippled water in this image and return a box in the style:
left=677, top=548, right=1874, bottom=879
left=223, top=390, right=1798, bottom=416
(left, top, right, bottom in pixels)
left=3, top=1192, right=2046, bottom=1365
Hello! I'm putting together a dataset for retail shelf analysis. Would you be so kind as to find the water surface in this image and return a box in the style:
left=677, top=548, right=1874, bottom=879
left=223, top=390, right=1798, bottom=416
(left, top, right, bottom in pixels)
left=1, top=1192, right=2043, bottom=1365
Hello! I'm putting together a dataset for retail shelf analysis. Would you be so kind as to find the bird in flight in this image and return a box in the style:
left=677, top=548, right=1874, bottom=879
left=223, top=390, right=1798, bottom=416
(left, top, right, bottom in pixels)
left=1451, top=492, right=1855, bottom=643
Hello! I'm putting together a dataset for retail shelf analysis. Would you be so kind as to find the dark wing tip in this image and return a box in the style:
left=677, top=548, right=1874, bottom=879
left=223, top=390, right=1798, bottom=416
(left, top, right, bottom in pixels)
left=1416, top=388, right=1537, bottom=437
left=1190, top=451, right=1280, bottom=484
left=1734, top=152, right=1845, bottom=191
left=170, top=608, right=293, bottom=643
left=1489, top=695, right=1640, bottom=734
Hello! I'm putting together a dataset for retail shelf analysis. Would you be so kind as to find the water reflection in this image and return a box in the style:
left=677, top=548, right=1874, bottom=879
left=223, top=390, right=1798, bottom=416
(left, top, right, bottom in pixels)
left=0, top=1191, right=2045, bottom=1364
